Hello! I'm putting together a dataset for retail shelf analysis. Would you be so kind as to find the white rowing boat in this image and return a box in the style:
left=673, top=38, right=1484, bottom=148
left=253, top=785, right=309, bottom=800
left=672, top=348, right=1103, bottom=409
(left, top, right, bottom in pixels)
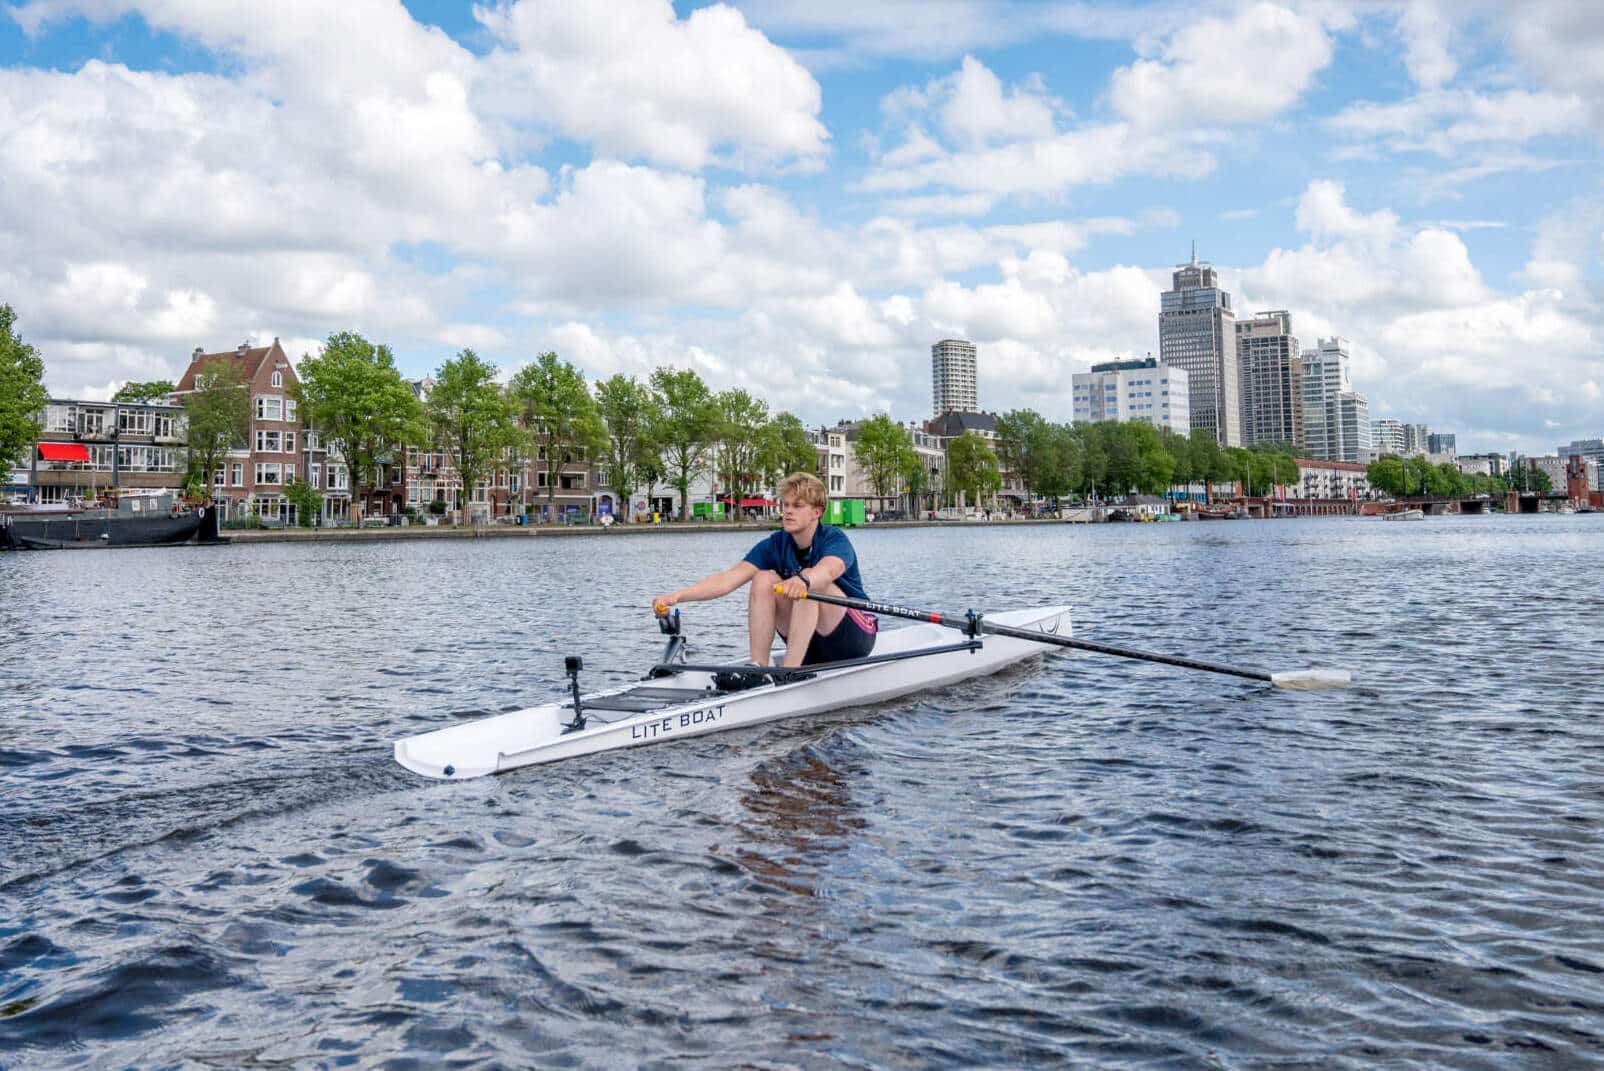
left=394, top=605, right=1071, bottom=779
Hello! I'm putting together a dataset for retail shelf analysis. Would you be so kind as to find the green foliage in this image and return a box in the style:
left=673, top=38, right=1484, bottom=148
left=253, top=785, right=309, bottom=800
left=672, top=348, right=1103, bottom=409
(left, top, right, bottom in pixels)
left=509, top=352, right=607, bottom=513
left=711, top=387, right=770, bottom=518
left=428, top=349, right=518, bottom=524
left=853, top=415, right=917, bottom=500
left=428, top=498, right=447, bottom=515
left=112, top=379, right=175, bottom=403
left=0, top=305, right=47, bottom=473
left=181, top=358, right=250, bottom=496
left=945, top=431, right=1001, bottom=505
left=594, top=373, right=660, bottom=522
left=647, top=366, right=717, bottom=521
left=294, top=332, right=427, bottom=518
left=284, top=477, right=322, bottom=527
left=758, top=411, right=817, bottom=489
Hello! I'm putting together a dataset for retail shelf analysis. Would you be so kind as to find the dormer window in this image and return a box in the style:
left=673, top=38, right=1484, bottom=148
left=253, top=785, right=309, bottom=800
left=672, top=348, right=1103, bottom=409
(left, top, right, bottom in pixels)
left=271, top=370, right=283, bottom=388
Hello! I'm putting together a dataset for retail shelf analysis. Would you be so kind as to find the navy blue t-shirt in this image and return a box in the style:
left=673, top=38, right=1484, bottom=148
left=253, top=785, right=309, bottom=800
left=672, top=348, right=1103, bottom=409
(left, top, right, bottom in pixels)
left=743, top=524, right=868, bottom=600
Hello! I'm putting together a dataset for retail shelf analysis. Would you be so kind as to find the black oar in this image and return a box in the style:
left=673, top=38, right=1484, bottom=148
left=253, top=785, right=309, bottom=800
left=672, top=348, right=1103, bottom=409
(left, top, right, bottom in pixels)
left=789, top=589, right=1351, bottom=690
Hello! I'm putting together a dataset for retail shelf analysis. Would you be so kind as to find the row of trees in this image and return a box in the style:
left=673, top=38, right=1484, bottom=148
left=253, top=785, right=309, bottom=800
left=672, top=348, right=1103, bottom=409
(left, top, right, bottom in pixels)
left=286, top=334, right=823, bottom=523
left=844, top=410, right=1307, bottom=512
left=1365, top=454, right=1551, bottom=497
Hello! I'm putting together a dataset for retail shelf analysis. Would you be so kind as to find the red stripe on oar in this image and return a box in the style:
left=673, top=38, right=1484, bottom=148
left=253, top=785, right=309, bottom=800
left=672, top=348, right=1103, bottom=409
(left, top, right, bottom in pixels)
left=930, top=613, right=941, bottom=623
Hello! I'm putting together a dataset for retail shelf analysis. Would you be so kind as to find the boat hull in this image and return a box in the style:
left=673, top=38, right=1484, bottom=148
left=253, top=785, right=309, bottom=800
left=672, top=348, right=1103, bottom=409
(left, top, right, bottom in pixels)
left=394, top=606, right=1071, bottom=779
left=0, top=506, right=219, bottom=550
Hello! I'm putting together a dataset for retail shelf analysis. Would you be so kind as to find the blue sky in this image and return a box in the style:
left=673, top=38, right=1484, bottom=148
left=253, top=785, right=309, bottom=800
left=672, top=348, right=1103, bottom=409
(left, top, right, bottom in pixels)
left=2, top=1, right=1601, bottom=453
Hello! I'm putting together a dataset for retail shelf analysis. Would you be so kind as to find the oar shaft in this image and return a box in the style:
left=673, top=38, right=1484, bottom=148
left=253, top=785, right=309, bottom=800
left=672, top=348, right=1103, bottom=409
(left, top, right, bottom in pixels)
left=794, top=589, right=1273, bottom=684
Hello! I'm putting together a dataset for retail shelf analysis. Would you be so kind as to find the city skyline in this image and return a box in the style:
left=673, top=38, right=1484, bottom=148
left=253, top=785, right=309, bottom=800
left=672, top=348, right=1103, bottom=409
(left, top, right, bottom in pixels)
left=2, top=1, right=1601, bottom=455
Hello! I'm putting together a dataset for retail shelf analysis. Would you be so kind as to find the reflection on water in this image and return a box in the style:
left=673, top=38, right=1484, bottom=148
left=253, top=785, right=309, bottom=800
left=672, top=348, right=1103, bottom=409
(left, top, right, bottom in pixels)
left=2, top=517, right=1603, bottom=1068
left=736, top=750, right=866, bottom=897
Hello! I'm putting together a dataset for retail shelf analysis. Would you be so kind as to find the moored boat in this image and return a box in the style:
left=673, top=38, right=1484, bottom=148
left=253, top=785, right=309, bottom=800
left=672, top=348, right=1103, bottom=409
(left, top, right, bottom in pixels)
left=0, top=493, right=221, bottom=550
left=1382, top=508, right=1425, bottom=521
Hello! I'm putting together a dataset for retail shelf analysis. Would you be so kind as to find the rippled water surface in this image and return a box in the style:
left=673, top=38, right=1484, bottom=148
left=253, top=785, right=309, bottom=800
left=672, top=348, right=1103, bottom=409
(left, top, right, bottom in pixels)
left=3, top=517, right=1602, bottom=1069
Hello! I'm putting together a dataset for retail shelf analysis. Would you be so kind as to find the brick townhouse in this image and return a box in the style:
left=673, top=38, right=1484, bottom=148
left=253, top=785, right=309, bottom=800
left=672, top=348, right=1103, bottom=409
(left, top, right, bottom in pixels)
left=173, top=339, right=347, bottom=525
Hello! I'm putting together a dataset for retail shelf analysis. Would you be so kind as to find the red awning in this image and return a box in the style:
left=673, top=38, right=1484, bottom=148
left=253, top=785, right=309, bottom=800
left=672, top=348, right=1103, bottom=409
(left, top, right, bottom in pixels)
left=39, top=442, right=91, bottom=462
left=720, top=497, right=778, bottom=508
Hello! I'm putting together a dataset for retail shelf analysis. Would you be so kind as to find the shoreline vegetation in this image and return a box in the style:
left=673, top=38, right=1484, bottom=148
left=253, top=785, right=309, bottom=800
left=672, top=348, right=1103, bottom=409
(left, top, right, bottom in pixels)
left=225, top=517, right=1060, bottom=543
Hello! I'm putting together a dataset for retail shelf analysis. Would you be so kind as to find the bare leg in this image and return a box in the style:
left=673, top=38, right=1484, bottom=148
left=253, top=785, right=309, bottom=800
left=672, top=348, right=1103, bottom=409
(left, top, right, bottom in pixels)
left=748, top=571, right=781, bottom=664
left=780, top=582, right=848, bottom=668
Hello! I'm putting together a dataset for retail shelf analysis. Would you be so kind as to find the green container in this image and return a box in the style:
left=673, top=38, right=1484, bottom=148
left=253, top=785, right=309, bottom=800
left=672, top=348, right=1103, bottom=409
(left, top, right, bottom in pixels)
left=826, top=499, right=866, bottom=526
left=692, top=501, right=725, bottom=520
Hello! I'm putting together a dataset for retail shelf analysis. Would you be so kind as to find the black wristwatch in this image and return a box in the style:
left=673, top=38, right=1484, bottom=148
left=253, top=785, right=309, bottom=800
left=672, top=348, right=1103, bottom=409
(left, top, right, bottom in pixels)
left=798, top=571, right=811, bottom=590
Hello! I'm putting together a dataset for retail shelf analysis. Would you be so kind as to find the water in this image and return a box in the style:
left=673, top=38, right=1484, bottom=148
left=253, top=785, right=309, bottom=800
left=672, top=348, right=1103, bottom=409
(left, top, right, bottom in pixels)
left=2, top=517, right=1602, bottom=1069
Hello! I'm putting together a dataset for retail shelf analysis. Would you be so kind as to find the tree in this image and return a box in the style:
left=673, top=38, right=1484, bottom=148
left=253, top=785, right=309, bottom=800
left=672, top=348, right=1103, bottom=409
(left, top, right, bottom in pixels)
left=993, top=410, right=1044, bottom=500
left=900, top=448, right=930, bottom=514
left=711, top=388, right=770, bottom=519
left=294, top=332, right=427, bottom=521
left=946, top=431, right=1001, bottom=509
left=0, top=304, right=47, bottom=476
left=181, top=358, right=250, bottom=501
left=852, top=415, right=916, bottom=504
left=427, top=350, right=519, bottom=525
left=594, top=374, right=659, bottom=523
left=647, top=366, right=717, bottom=521
left=759, top=412, right=817, bottom=490
left=284, top=477, right=322, bottom=528
left=508, top=352, right=607, bottom=519
left=112, top=380, right=176, bottom=403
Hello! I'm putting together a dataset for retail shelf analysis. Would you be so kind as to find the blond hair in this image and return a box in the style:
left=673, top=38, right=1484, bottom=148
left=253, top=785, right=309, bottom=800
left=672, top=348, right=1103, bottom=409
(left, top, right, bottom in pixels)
left=777, top=471, right=827, bottom=510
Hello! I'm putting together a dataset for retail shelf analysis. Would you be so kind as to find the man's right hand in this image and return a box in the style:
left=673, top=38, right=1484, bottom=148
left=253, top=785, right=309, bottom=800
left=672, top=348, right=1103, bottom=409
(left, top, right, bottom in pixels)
left=653, top=594, right=678, bottom=616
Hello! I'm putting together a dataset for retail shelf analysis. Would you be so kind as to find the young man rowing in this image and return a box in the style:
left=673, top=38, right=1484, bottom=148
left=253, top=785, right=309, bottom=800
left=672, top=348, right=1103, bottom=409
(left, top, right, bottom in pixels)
left=653, top=472, right=877, bottom=668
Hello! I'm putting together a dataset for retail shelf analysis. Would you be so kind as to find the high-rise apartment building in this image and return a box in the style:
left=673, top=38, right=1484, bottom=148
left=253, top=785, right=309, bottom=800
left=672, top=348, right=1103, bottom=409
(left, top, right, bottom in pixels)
left=1159, top=248, right=1239, bottom=446
left=1071, top=357, right=1190, bottom=434
left=1372, top=418, right=1405, bottom=457
left=1402, top=423, right=1429, bottom=457
left=1235, top=310, right=1302, bottom=448
left=931, top=339, right=978, bottom=416
left=1301, top=337, right=1369, bottom=462
left=1426, top=432, right=1457, bottom=458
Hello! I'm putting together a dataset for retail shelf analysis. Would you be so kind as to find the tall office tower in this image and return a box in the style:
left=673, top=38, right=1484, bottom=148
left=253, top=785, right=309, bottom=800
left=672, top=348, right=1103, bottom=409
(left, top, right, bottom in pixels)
left=1235, top=311, right=1303, bottom=448
left=1372, top=418, right=1405, bottom=456
left=931, top=339, right=978, bottom=416
left=1426, top=432, right=1457, bottom=458
left=1301, top=337, right=1354, bottom=461
left=1160, top=247, right=1240, bottom=446
left=1402, top=423, right=1429, bottom=456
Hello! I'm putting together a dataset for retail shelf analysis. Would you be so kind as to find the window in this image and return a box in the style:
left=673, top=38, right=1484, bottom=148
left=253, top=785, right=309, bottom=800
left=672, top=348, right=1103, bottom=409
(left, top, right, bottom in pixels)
left=153, top=413, right=175, bottom=438
left=255, top=430, right=281, bottom=453
left=255, top=395, right=283, bottom=421
left=284, top=464, right=295, bottom=481
left=283, top=431, right=296, bottom=454
left=271, top=370, right=283, bottom=388
left=231, top=463, right=244, bottom=486
left=214, top=466, right=225, bottom=487
left=285, top=398, right=297, bottom=423
left=310, top=463, right=321, bottom=488
left=118, top=409, right=151, bottom=434
left=255, top=463, right=282, bottom=485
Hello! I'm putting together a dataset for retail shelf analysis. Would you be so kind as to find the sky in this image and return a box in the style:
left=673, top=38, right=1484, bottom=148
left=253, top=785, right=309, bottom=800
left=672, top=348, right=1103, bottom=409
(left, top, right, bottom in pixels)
left=2, top=0, right=1601, bottom=455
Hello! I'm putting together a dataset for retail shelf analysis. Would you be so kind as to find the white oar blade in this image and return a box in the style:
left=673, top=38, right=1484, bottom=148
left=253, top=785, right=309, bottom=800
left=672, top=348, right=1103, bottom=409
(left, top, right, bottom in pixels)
left=1270, top=668, right=1352, bottom=690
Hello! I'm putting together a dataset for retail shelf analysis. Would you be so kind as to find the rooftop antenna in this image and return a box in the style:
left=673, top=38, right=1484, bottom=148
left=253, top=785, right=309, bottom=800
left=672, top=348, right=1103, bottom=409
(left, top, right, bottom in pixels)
left=1190, top=240, right=1197, bottom=265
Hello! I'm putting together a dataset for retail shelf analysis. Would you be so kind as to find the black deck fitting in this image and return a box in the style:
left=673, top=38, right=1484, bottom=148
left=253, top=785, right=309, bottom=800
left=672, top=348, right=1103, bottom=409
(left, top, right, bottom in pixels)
left=563, top=655, right=586, bottom=732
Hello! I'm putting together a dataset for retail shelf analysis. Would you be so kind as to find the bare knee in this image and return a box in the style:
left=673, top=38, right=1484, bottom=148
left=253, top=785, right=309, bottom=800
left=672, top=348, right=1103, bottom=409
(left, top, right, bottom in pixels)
left=749, top=571, right=781, bottom=603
